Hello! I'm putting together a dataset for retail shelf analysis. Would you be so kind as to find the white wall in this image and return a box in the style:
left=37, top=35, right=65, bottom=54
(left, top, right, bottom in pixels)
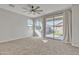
left=0, top=8, right=33, bottom=42
left=72, top=5, right=79, bottom=47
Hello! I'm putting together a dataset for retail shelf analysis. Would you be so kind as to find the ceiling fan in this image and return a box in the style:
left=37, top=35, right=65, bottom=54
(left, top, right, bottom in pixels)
left=22, top=4, right=43, bottom=15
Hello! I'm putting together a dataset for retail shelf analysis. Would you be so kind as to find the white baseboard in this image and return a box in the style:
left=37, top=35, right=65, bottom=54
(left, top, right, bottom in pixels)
left=72, top=43, right=79, bottom=47
left=0, top=36, right=30, bottom=43
left=0, top=38, right=18, bottom=43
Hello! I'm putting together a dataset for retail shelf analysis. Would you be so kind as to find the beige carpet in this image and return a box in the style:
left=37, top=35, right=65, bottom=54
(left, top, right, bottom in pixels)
left=0, top=37, right=79, bottom=55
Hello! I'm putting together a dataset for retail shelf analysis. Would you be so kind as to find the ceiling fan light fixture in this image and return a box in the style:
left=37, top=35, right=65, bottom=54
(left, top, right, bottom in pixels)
left=22, top=4, right=43, bottom=15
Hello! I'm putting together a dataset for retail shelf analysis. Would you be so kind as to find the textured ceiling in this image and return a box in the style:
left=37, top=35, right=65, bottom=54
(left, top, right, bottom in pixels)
left=0, top=4, right=72, bottom=18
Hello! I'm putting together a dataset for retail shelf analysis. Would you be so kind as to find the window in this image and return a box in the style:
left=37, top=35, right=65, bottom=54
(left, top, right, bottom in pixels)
left=45, top=17, right=53, bottom=38
left=26, top=19, right=33, bottom=36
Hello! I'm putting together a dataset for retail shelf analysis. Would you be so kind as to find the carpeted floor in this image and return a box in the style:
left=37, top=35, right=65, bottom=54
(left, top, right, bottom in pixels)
left=0, top=37, right=79, bottom=55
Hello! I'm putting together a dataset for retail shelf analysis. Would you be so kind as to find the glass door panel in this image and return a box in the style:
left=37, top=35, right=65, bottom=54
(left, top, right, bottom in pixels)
left=53, top=15, right=64, bottom=40
left=45, top=17, right=53, bottom=39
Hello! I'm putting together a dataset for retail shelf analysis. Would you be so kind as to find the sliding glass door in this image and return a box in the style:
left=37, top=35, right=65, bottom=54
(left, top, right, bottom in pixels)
left=45, top=15, right=64, bottom=40
left=53, top=15, right=64, bottom=40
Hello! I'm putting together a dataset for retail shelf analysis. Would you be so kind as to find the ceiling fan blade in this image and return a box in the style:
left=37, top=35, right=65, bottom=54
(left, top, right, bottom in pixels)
left=34, top=6, right=40, bottom=10
left=23, top=10, right=32, bottom=13
left=36, top=10, right=43, bottom=12
left=36, top=12, right=40, bottom=14
left=23, top=11, right=27, bottom=12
